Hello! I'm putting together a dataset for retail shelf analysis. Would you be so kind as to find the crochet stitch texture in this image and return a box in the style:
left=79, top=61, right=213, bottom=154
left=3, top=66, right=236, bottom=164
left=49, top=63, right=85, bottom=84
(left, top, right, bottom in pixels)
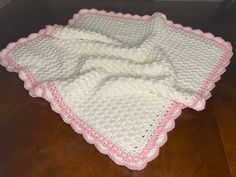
left=0, top=9, right=233, bottom=170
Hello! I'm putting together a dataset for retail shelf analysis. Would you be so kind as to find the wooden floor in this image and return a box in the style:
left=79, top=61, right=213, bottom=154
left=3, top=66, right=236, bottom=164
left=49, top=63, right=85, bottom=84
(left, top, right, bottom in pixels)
left=0, top=0, right=235, bottom=177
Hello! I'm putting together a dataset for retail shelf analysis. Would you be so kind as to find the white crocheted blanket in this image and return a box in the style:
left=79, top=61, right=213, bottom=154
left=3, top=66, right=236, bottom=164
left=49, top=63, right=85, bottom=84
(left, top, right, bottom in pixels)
left=0, top=9, right=233, bottom=170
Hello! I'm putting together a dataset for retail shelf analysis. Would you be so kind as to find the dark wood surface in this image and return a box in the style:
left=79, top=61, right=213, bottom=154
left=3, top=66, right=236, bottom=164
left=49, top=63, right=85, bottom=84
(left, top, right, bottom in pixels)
left=0, top=0, right=235, bottom=177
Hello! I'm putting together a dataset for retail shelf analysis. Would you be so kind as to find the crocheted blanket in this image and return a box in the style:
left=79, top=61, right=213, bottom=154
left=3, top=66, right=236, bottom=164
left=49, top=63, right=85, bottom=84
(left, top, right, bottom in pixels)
left=0, top=9, right=233, bottom=170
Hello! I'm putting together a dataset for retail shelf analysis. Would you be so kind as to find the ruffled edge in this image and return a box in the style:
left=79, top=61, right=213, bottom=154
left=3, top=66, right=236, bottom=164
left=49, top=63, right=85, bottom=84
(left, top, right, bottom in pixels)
left=0, top=9, right=233, bottom=170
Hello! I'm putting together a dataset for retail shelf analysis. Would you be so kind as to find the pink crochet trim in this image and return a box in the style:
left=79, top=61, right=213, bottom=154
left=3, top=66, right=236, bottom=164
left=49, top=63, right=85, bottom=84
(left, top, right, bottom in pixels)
left=0, top=9, right=233, bottom=170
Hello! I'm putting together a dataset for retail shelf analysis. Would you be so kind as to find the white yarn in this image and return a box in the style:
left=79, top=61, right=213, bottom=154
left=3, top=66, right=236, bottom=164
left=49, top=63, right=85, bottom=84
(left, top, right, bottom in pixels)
left=71, top=14, right=225, bottom=107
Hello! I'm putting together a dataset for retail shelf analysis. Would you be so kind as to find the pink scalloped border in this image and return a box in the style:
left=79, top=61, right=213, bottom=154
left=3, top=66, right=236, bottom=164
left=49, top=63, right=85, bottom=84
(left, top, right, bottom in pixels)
left=0, top=9, right=233, bottom=170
